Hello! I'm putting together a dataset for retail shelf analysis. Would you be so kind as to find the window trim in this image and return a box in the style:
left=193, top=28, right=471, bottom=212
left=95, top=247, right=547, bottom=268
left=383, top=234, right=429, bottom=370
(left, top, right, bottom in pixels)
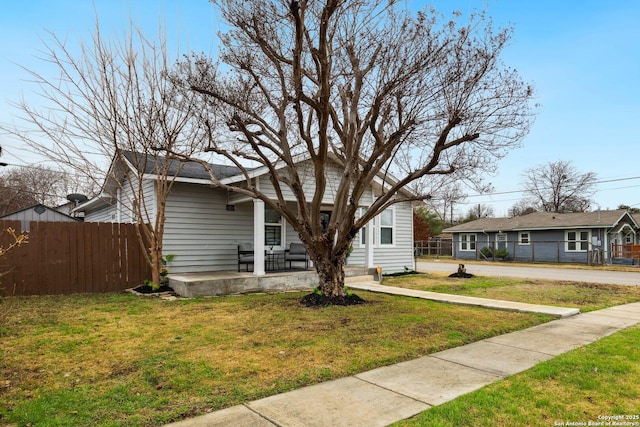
left=565, top=229, right=590, bottom=252
left=379, top=207, right=395, bottom=247
left=358, top=207, right=395, bottom=248
left=459, top=233, right=477, bottom=251
left=518, top=231, right=530, bottom=246
left=264, top=205, right=285, bottom=249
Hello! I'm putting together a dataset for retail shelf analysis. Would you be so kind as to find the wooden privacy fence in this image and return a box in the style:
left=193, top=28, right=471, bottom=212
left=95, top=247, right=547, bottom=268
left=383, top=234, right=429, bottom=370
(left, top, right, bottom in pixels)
left=0, top=220, right=151, bottom=296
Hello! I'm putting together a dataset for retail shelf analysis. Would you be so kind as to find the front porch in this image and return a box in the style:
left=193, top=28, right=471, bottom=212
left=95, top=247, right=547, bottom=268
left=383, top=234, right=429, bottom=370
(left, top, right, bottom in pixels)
left=169, top=265, right=374, bottom=298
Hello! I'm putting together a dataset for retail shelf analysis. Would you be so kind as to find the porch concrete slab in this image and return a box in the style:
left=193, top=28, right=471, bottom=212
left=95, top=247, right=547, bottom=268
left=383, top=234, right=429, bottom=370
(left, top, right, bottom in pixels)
left=431, top=340, right=554, bottom=377
left=164, top=405, right=275, bottom=427
left=356, top=356, right=500, bottom=406
left=246, top=376, right=429, bottom=427
left=348, top=282, right=580, bottom=318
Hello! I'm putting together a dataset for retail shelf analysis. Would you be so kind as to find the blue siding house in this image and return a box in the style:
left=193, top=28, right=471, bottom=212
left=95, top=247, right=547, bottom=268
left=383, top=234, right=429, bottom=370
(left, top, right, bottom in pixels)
left=444, top=210, right=639, bottom=264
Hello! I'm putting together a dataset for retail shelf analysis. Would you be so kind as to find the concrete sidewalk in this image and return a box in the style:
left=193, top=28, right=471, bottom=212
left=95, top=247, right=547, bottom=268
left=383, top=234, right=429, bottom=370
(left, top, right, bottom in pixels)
left=349, top=281, right=580, bottom=318
left=165, top=288, right=640, bottom=427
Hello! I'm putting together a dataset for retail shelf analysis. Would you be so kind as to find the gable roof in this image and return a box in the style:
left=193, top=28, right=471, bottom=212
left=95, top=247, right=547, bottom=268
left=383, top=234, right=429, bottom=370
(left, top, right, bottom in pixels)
left=122, top=151, right=249, bottom=181
left=0, top=203, right=79, bottom=222
left=444, top=210, right=638, bottom=233
left=78, top=149, right=419, bottom=213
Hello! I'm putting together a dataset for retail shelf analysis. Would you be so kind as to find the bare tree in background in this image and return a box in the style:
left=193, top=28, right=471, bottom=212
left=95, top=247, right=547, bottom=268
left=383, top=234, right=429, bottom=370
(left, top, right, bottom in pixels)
left=428, top=183, right=469, bottom=225
left=459, top=203, right=495, bottom=223
left=6, top=22, right=205, bottom=286
left=522, top=160, right=596, bottom=213
left=176, top=0, right=534, bottom=300
left=508, top=199, right=538, bottom=217
left=0, top=165, right=96, bottom=215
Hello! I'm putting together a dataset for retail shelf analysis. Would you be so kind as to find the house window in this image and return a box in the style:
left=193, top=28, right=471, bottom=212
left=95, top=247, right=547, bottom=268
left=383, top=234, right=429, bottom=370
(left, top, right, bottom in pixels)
left=460, top=233, right=476, bottom=251
left=566, top=230, right=590, bottom=252
left=379, top=208, right=394, bottom=245
left=358, top=207, right=394, bottom=246
left=519, top=232, right=530, bottom=245
left=265, top=205, right=283, bottom=247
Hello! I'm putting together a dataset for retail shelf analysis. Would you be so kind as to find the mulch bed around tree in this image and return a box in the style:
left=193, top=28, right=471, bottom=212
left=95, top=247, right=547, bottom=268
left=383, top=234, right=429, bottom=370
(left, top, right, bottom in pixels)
left=383, top=270, right=422, bottom=278
left=448, top=272, right=474, bottom=278
left=129, top=284, right=175, bottom=295
left=300, top=292, right=366, bottom=307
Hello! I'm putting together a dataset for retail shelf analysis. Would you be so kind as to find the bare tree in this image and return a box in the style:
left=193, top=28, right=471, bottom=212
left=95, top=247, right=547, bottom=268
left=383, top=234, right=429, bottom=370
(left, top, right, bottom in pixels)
left=618, top=204, right=640, bottom=214
left=175, top=0, right=534, bottom=300
left=0, top=165, right=95, bottom=215
left=522, top=160, right=596, bottom=213
left=508, top=199, right=538, bottom=217
left=6, top=22, right=205, bottom=286
left=427, top=182, right=469, bottom=225
left=459, top=203, right=495, bottom=223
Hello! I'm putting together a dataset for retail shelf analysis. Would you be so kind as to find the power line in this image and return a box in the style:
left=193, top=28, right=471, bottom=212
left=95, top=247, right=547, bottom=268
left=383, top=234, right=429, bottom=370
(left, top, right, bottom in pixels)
left=457, top=175, right=640, bottom=203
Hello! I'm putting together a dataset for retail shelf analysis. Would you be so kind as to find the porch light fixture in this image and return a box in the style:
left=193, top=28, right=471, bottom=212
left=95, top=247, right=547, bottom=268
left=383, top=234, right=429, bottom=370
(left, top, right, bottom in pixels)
left=226, top=204, right=235, bottom=211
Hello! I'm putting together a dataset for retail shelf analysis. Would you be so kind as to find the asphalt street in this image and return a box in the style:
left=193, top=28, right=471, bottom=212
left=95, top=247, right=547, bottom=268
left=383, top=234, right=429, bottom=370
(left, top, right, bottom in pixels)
left=416, top=261, right=640, bottom=286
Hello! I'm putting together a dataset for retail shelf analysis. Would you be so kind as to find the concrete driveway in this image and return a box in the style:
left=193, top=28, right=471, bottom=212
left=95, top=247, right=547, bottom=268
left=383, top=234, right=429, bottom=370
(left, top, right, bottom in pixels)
left=416, top=261, right=640, bottom=286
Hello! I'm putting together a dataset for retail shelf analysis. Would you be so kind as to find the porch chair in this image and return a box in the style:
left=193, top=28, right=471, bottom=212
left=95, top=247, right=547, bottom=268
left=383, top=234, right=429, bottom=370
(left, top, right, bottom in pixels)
left=285, top=242, right=309, bottom=269
left=237, top=242, right=255, bottom=272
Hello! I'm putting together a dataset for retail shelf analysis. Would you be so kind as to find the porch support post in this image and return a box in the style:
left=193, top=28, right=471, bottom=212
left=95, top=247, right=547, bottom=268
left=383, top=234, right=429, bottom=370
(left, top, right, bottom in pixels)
left=365, top=216, right=375, bottom=269
left=253, top=199, right=265, bottom=276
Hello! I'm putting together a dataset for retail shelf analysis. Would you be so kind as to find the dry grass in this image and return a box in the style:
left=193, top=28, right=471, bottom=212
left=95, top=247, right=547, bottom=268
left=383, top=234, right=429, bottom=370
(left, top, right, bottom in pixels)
left=417, top=257, right=640, bottom=273
left=384, top=272, right=640, bottom=311
left=0, top=291, right=550, bottom=426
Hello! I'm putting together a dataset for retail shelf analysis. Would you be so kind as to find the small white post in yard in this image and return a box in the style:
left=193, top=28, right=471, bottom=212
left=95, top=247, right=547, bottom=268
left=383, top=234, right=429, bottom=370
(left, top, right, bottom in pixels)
left=253, top=198, right=266, bottom=276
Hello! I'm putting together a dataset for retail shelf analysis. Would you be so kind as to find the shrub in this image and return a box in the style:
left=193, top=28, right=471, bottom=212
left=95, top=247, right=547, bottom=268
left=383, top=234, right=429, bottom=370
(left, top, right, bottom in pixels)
left=480, top=245, right=508, bottom=260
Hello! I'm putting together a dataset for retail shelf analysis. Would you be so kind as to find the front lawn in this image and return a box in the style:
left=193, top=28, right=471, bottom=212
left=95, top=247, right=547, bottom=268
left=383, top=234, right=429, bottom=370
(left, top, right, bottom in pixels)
left=0, top=291, right=550, bottom=426
left=384, top=273, right=640, bottom=312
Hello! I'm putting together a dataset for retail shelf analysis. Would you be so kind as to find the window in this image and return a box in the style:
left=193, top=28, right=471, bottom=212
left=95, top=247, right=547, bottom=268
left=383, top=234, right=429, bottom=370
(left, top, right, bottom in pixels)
left=519, top=232, right=530, bottom=245
left=320, top=211, right=332, bottom=234
left=358, top=207, right=394, bottom=246
left=265, top=205, right=283, bottom=247
left=460, top=233, right=476, bottom=251
left=379, top=208, right=394, bottom=245
left=566, top=230, right=590, bottom=252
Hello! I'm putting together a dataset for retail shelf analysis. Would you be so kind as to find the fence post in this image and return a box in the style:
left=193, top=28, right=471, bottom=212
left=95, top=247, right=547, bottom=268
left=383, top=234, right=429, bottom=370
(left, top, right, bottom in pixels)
left=532, top=241, right=535, bottom=263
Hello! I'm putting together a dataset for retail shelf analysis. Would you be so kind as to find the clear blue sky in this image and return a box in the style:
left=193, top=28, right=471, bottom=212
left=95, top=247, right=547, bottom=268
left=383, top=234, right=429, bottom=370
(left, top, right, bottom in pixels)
left=1, top=0, right=639, bottom=216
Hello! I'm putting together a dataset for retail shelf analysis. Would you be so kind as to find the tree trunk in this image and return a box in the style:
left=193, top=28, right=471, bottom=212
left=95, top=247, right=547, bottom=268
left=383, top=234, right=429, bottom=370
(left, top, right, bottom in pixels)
left=315, top=253, right=347, bottom=298
left=149, top=238, right=162, bottom=286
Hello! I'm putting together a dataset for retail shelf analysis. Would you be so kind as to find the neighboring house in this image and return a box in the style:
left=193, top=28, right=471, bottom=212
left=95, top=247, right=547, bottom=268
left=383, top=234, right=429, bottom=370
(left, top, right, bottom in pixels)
left=0, top=203, right=80, bottom=232
left=75, top=151, right=416, bottom=275
left=444, top=210, right=640, bottom=264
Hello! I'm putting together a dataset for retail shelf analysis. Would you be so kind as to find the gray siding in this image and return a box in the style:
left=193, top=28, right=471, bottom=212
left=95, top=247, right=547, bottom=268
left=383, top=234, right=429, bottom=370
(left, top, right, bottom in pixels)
left=1, top=205, right=78, bottom=231
left=85, top=204, right=116, bottom=223
left=163, top=182, right=253, bottom=273
left=84, top=178, right=156, bottom=224
left=256, top=160, right=347, bottom=205
left=349, top=201, right=415, bottom=273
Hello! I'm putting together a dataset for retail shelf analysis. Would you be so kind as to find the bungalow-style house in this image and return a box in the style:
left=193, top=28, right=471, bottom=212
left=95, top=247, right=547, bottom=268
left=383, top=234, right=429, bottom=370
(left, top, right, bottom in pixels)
left=444, top=210, right=640, bottom=264
left=0, top=203, right=80, bottom=232
left=75, top=151, right=416, bottom=276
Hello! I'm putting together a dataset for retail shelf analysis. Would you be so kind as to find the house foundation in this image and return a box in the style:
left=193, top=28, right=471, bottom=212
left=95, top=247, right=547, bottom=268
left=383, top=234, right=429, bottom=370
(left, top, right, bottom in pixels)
left=169, top=266, right=373, bottom=298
